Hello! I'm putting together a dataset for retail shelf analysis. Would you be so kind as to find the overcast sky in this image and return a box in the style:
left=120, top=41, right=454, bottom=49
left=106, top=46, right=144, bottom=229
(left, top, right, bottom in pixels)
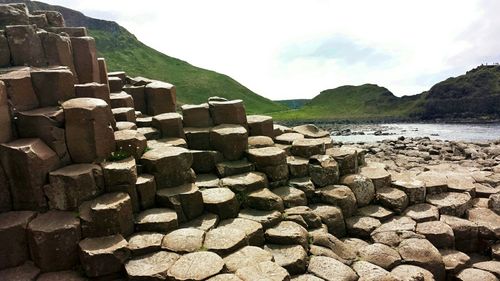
left=44, top=0, right=500, bottom=100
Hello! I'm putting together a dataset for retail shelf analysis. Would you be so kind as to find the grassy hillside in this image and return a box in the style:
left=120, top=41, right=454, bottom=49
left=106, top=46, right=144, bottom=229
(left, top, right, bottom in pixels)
left=271, top=84, right=421, bottom=121
left=275, top=99, right=310, bottom=109
left=1, top=0, right=287, bottom=114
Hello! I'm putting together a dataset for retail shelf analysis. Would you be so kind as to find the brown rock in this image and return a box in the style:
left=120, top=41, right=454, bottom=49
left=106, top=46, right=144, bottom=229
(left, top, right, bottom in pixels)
left=403, top=203, right=440, bottom=223
left=236, top=261, right=290, bottom=281
left=0, top=138, right=60, bottom=210
left=127, top=232, right=164, bottom=257
left=0, top=211, right=37, bottom=269
left=114, top=129, right=147, bottom=159
left=124, top=85, right=146, bottom=113
left=32, top=10, right=65, bottom=27
left=112, top=106, right=136, bottom=122
left=108, top=76, right=123, bottom=93
left=376, top=187, right=409, bottom=213
left=440, top=215, right=478, bottom=253
left=0, top=81, right=12, bottom=143
left=74, top=82, right=110, bottom=104
left=327, top=147, right=358, bottom=176
left=341, top=174, right=375, bottom=207
left=238, top=209, right=282, bottom=229
left=145, top=81, right=176, bottom=115
left=168, top=251, right=224, bottom=281
left=220, top=171, right=268, bottom=193
left=224, top=245, right=273, bottom=272
left=31, top=67, right=75, bottom=106
left=210, top=124, right=248, bottom=160
left=273, top=186, right=308, bottom=208
left=218, top=217, right=265, bottom=246
left=204, top=227, right=248, bottom=255
left=398, top=238, right=445, bottom=280
left=209, top=99, right=247, bottom=125
left=110, top=92, right=134, bottom=108
left=390, top=264, right=435, bottom=281
left=152, top=112, right=185, bottom=138
left=426, top=192, right=472, bottom=217
left=180, top=212, right=219, bottom=231
left=318, top=185, right=357, bottom=217
left=39, top=32, right=76, bottom=78
left=265, top=244, right=307, bottom=275
left=359, top=243, right=401, bottom=270
left=184, top=127, right=211, bottom=150
left=62, top=98, right=115, bottom=163
left=345, top=216, right=381, bottom=238
left=456, top=268, right=497, bottom=281
left=125, top=251, right=180, bottom=281
left=247, top=188, right=285, bottom=212
left=416, top=221, right=455, bottom=248
left=27, top=211, right=81, bottom=272
left=265, top=221, right=308, bottom=248
left=5, top=25, right=45, bottom=66
left=247, top=115, right=274, bottom=137
left=287, top=156, right=309, bottom=178
left=309, top=155, right=339, bottom=187
left=202, top=188, right=240, bottom=219
left=162, top=228, right=205, bottom=253
left=37, top=270, right=87, bottom=281
left=135, top=208, right=178, bottom=233
left=0, top=67, right=39, bottom=111
left=156, top=183, right=204, bottom=222
left=136, top=174, right=156, bottom=210
left=0, top=261, right=40, bottom=281
left=307, top=255, right=357, bottom=281
left=439, top=249, right=470, bottom=274
left=291, top=139, right=326, bottom=158
left=70, top=36, right=100, bottom=83
left=293, top=124, right=329, bottom=138
left=360, top=166, right=392, bottom=189
left=140, top=146, right=193, bottom=188
left=0, top=4, right=29, bottom=28
left=79, top=234, right=130, bottom=277
left=182, top=103, right=213, bottom=127
left=310, top=204, right=346, bottom=237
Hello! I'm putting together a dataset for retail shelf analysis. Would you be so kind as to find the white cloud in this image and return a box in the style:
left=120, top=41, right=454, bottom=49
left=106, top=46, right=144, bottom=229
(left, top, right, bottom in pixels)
left=45, top=0, right=497, bottom=100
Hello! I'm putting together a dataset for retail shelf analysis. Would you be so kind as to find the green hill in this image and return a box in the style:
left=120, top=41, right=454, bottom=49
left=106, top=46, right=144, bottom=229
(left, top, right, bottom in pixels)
left=272, top=84, right=421, bottom=121
left=1, top=0, right=287, bottom=114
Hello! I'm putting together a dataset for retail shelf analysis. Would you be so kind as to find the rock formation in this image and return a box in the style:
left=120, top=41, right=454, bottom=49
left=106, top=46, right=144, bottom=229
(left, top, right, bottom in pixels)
left=0, top=3, right=499, bottom=281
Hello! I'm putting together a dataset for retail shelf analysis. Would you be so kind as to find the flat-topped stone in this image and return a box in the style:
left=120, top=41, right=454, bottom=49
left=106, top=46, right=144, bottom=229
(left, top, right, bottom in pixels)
left=125, top=251, right=180, bottom=281
left=358, top=243, right=401, bottom=270
left=216, top=159, right=255, bottom=177
left=218, top=217, right=265, bottom=246
left=247, top=188, right=285, bottom=212
left=345, top=216, right=381, bottom=238
left=293, top=124, right=329, bottom=138
left=220, top=171, right=268, bottom=193
left=181, top=103, right=213, bottom=127
left=275, top=132, right=304, bottom=145
left=127, top=232, right=164, bottom=256
left=224, top=245, right=273, bottom=272
left=247, top=147, right=287, bottom=166
left=209, top=99, right=247, bottom=125
left=135, top=208, right=178, bottom=233
left=416, top=221, right=455, bottom=249
left=238, top=209, right=282, bottom=229
left=114, top=129, right=147, bottom=159
left=152, top=112, right=185, bottom=138
left=202, top=188, right=240, bottom=219
left=376, top=186, right=409, bottom=213
left=235, top=261, right=290, bottom=281
left=204, top=227, right=248, bottom=255
left=162, top=227, right=205, bottom=253
left=168, top=251, right=224, bottom=280
left=340, top=174, right=375, bottom=207
left=79, top=234, right=130, bottom=277
left=356, top=204, right=394, bottom=220
left=144, top=81, right=176, bottom=115
left=265, top=221, right=308, bottom=248
left=360, top=166, right=391, bottom=189
left=247, top=115, right=274, bottom=137
left=156, top=183, right=203, bottom=222
left=310, top=204, right=346, bottom=237
left=403, top=203, right=440, bottom=222
left=291, top=139, right=326, bottom=158
left=273, top=186, right=307, bottom=208
left=210, top=124, right=248, bottom=160
left=141, top=146, right=193, bottom=188
left=248, top=136, right=274, bottom=148
left=317, top=185, right=357, bottom=217
left=307, top=256, right=357, bottom=281
left=265, top=244, right=307, bottom=274
left=426, top=192, right=472, bottom=217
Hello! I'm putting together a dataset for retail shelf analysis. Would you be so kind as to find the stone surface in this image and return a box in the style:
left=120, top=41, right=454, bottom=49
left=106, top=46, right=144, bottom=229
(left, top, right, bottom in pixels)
left=209, top=99, right=247, bottom=125
left=167, top=251, right=224, bottom=281
left=265, top=221, right=308, bottom=248
left=360, top=166, right=392, bottom=189
left=112, top=106, right=136, bottom=122
left=247, top=115, right=274, bottom=137
left=184, top=127, right=211, bottom=150
left=426, top=192, right=472, bottom=217
left=317, top=185, right=357, bottom=217
left=30, top=67, right=75, bottom=107
left=291, top=139, right=326, bottom=159
left=247, top=188, right=285, bottom=212
left=224, top=245, right=274, bottom=272
left=358, top=243, right=401, bottom=270
left=37, top=270, right=87, bottom=281
left=397, top=238, right=445, bottom=280
left=340, top=174, right=375, bottom=207
left=0, top=211, right=37, bottom=269
left=403, top=203, right=440, bottom=223
left=135, top=208, right=178, bottom=233
left=70, top=36, right=100, bottom=83
left=125, top=251, right=180, bottom=281
left=136, top=174, right=156, bottom=210
left=307, top=255, right=358, bottom=281
left=27, top=211, right=81, bottom=271
left=62, top=98, right=115, bottom=163
left=156, top=183, right=203, bottom=222
left=114, top=129, right=147, bottom=159
left=220, top=171, right=268, bottom=193
left=74, top=82, right=110, bottom=104
left=0, top=261, right=40, bottom=281
left=0, top=67, right=39, bottom=113
left=5, top=25, right=45, bottom=66
left=273, top=186, right=308, bottom=208
left=287, top=156, right=309, bottom=178
left=202, top=188, right=240, bottom=219
left=310, top=204, right=346, bottom=237
left=204, top=227, right=248, bottom=255
left=416, top=221, right=455, bottom=248
left=467, top=207, right=500, bottom=239
left=440, top=215, right=479, bottom=253
left=181, top=103, right=213, bottom=127
left=152, top=112, right=185, bottom=138
left=293, top=124, right=329, bottom=138
left=235, top=261, right=290, bottom=281
left=0, top=138, right=60, bottom=210
left=376, top=187, right=409, bottom=213
left=124, top=85, right=147, bottom=113
left=390, top=265, right=435, bottom=281
left=265, top=244, right=308, bottom=274
left=238, top=209, right=282, bottom=229
left=141, top=146, right=193, bottom=188
left=218, top=217, right=265, bottom=246
left=162, top=227, right=205, bottom=253
left=328, top=147, right=358, bottom=176
left=439, top=249, right=470, bottom=274
left=127, top=232, right=164, bottom=257
left=345, top=216, right=381, bottom=238
left=456, top=268, right=498, bottom=281
left=248, top=136, right=274, bottom=148
left=210, top=124, right=248, bottom=160
left=145, top=81, right=176, bottom=115
left=79, top=234, right=130, bottom=277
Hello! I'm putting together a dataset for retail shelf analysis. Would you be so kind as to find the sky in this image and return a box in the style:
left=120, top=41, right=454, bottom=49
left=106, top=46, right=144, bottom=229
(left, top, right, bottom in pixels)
left=44, top=0, right=500, bottom=100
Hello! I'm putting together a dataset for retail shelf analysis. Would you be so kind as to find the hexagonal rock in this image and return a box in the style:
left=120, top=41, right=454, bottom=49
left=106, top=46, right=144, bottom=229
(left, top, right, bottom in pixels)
left=352, top=261, right=395, bottom=281
left=426, top=192, right=472, bottom=217
left=247, top=115, right=274, bottom=137
left=202, top=188, right=240, bottom=219
left=181, top=103, right=213, bottom=127
left=107, top=76, right=123, bottom=93
left=403, top=203, right=440, bottom=223
left=37, top=270, right=87, bottom=281
left=79, top=192, right=134, bottom=237
left=0, top=67, right=39, bottom=111
left=376, top=187, right=409, bottom=213
left=293, top=124, right=329, bottom=139
left=218, top=217, right=265, bottom=246
left=309, top=232, right=357, bottom=264
left=340, top=174, right=375, bottom=207
left=0, top=261, right=40, bottom=281
left=345, top=216, right=381, bottom=238
left=472, top=261, right=500, bottom=278
left=30, top=67, right=75, bottom=107
left=456, top=268, right=498, bottom=281
left=467, top=208, right=497, bottom=239
left=27, top=211, right=81, bottom=272
left=135, top=208, right=178, bottom=233
left=235, top=261, right=290, bottom=281
left=224, top=245, right=274, bottom=272
left=116, top=121, right=137, bottom=131
left=112, top=107, right=136, bottom=122
left=310, top=204, right=346, bottom=237
left=162, top=228, right=205, bottom=253
left=156, top=183, right=203, bottom=222
left=79, top=234, right=130, bottom=278
left=289, top=177, right=315, bottom=198
left=285, top=206, right=322, bottom=229
left=291, top=139, right=326, bottom=159
left=46, top=164, right=103, bottom=211
left=416, top=221, right=455, bottom=249
left=114, top=129, right=147, bottom=159
left=370, top=216, right=418, bottom=247
left=0, top=4, right=29, bottom=26
left=248, top=136, right=274, bottom=148
left=215, top=159, right=254, bottom=177
left=327, top=147, right=358, bottom=176
left=307, top=256, right=358, bottom=281
left=360, top=166, right=392, bottom=190
left=74, top=82, right=111, bottom=104
left=489, top=193, right=500, bottom=214
left=265, top=244, right=307, bottom=275
left=0, top=211, right=37, bottom=269
left=139, top=127, right=160, bottom=140
left=391, top=173, right=426, bottom=204
left=247, top=147, right=286, bottom=166
left=286, top=156, right=308, bottom=178
left=70, top=37, right=100, bottom=83
left=209, top=99, right=247, bottom=125
left=62, top=98, right=115, bottom=163
left=416, top=171, right=448, bottom=195
left=210, top=124, right=248, bottom=160
left=290, top=274, right=324, bottom=281
left=33, top=10, right=65, bottom=26
left=246, top=188, right=285, bottom=212
left=127, top=232, right=164, bottom=257
left=264, top=221, right=308, bottom=248
left=238, top=209, right=282, bottom=229
left=136, top=174, right=156, bottom=210
left=275, top=132, right=304, bottom=145
left=144, top=81, right=176, bottom=115
left=181, top=212, right=219, bottom=231
left=390, top=265, right=435, bottom=281
left=220, top=171, right=268, bottom=193
left=358, top=243, right=401, bottom=270
left=195, top=173, right=220, bottom=189
left=184, top=127, right=211, bottom=150
left=317, top=185, right=357, bottom=217
left=147, top=137, right=188, bottom=150
left=439, top=249, right=470, bottom=274
left=398, top=238, right=445, bottom=280
left=273, top=186, right=307, bottom=208
left=168, top=251, right=224, bottom=280
left=125, top=251, right=180, bottom=281
left=5, top=25, right=45, bottom=67
left=141, top=146, right=193, bottom=188
left=204, top=227, right=248, bottom=255
left=110, top=92, right=134, bottom=108
left=0, top=138, right=60, bottom=210
left=439, top=215, right=478, bottom=253
left=152, top=112, right=185, bottom=139
left=208, top=273, right=243, bottom=281
left=356, top=204, right=394, bottom=221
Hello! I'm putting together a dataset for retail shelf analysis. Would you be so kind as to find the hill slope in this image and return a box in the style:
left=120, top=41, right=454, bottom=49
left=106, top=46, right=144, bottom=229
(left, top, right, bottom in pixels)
left=272, top=84, right=421, bottom=121
left=0, top=0, right=287, bottom=114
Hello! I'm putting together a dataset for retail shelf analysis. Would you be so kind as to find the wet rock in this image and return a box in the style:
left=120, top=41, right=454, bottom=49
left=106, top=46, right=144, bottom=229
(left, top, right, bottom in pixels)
left=79, top=234, right=130, bottom=277
left=162, top=227, right=205, bottom=253
left=125, top=251, right=180, bottom=281
left=168, top=251, right=224, bottom=280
